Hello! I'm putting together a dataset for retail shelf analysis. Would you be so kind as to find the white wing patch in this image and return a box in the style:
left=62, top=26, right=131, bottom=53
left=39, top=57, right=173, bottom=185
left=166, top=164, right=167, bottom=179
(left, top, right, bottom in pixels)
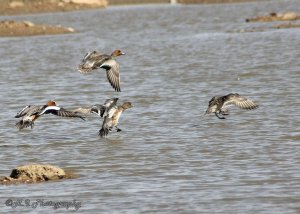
left=39, top=106, right=60, bottom=115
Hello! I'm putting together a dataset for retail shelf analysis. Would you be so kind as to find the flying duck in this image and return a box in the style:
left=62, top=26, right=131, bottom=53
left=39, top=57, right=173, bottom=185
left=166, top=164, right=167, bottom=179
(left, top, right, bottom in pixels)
left=77, top=50, right=125, bottom=92
left=15, top=100, right=85, bottom=130
left=204, top=93, right=258, bottom=119
left=99, top=101, right=133, bottom=137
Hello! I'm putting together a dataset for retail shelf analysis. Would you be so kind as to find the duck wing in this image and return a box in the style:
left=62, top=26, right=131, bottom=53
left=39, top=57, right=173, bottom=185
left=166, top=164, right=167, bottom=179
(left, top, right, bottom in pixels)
left=93, top=97, right=119, bottom=117
left=77, top=51, right=108, bottom=73
left=39, top=106, right=85, bottom=120
left=72, top=105, right=106, bottom=117
left=72, top=106, right=93, bottom=115
left=223, top=93, right=258, bottom=110
left=15, top=105, right=42, bottom=118
left=90, top=105, right=106, bottom=117
left=15, top=105, right=35, bottom=118
left=103, top=98, right=118, bottom=109
left=100, top=59, right=121, bottom=92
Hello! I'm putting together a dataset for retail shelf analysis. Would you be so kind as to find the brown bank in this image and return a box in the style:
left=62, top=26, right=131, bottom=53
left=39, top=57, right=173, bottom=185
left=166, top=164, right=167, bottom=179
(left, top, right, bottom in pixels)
left=0, top=0, right=107, bottom=15
left=0, top=20, right=75, bottom=37
left=0, top=0, right=107, bottom=37
left=0, top=164, right=75, bottom=185
left=246, top=12, right=300, bottom=22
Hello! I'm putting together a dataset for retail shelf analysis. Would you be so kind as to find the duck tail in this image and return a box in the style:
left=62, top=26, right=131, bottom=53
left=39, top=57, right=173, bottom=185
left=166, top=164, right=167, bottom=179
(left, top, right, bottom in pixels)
left=99, top=128, right=109, bottom=138
left=15, top=120, right=34, bottom=130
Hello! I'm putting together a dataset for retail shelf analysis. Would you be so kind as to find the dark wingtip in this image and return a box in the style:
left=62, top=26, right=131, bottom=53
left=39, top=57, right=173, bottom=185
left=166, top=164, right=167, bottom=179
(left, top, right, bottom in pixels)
left=114, top=87, right=121, bottom=92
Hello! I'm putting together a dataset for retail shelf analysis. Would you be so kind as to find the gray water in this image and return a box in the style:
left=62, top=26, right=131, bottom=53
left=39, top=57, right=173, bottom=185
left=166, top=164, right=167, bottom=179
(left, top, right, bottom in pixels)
left=0, top=0, right=300, bottom=213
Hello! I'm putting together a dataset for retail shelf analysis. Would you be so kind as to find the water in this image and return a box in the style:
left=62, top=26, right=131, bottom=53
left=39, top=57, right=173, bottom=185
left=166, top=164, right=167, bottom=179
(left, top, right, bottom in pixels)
left=1, top=1, right=300, bottom=213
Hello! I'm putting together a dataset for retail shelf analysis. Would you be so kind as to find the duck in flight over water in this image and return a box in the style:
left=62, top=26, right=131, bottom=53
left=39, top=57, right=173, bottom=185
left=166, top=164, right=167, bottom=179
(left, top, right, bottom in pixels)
left=77, top=50, right=125, bottom=92
left=72, top=98, right=132, bottom=137
left=15, top=100, right=85, bottom=130
left=99, top=101, right=133, bottom=138
left=204, top=93, right=259, bottom=119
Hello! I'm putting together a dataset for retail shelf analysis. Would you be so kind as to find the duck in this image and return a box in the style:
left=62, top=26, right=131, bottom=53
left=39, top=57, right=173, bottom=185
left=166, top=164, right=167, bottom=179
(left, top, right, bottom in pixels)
left=204, top=93, right=258, bottom=119
left=99, top=101, right=133, bottom=137
left=15, top=100, right=85, bottom=130
left=77, top=50, right=125, bottom=92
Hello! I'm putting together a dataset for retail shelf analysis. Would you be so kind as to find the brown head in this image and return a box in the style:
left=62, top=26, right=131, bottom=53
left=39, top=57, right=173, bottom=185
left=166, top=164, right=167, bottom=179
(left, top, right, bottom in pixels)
left=121, top=102, right=133, bottom=110
left=111, top=49, right=125, bottom=57
left=46, top=100, right=57, bottom=106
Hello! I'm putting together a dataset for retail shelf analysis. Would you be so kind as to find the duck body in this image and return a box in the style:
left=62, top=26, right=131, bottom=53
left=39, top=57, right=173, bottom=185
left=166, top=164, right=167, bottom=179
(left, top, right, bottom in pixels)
left=99, top=101, right=133, bottom=137
left=77, top=50, right=125, bottom=92
left=15, top=105, right=45, bottom=129
left=205, top=93, right=258, bottom=119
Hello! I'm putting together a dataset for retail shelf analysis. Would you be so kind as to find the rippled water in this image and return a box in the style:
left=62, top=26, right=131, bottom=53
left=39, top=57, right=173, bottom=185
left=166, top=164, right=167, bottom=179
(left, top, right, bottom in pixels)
left=1, top=1, right=300, bottom=213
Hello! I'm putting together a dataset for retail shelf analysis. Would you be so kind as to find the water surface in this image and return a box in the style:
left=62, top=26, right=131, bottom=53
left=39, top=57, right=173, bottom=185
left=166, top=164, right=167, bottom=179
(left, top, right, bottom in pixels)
left=0, top=1, right=300, bottom=213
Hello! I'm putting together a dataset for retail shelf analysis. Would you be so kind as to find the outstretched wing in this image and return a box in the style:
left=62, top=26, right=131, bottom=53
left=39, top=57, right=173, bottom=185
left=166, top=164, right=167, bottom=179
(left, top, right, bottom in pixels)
left=15, top=105, right=34, bottom=118
left=101, top=59, right=121, bottom=92
left=90, top=104, right=106, bottom=117
left=15, top=105, right=41, bottom=118
left=74, top=105, right=105, bottom=117
left=39, top=106, right=85, bottom=120
left=223, top=94, right=258, bottom=110
left=72, top=106, right=94, bottom=115
left=103, top=98, right=119, bottom=108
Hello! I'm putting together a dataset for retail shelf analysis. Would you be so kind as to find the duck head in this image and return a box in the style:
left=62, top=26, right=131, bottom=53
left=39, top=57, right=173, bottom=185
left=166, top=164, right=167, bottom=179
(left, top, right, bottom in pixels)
left=122, top=102, right=133, bottom=110
left=111, top=49, right=125, bottom=57
left=46, top=100, right=57, bottom=106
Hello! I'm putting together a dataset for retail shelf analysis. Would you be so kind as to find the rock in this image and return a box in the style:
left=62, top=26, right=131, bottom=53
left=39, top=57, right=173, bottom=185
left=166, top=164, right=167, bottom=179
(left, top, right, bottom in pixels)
left=9, top=164, right=66, bottom=182
left=9, top=1, right=25, bottom=8
left=67, top=27, right=75, bottom=32
left=280, top=12, right=298, bottom=21
left=23, top=21, right=35, bottom=27
left=58, top=2, right=65, bottom=7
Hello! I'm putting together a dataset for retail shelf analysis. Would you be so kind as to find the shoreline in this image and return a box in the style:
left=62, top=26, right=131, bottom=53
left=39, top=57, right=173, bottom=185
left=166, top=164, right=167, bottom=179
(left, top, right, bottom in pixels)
left=0, top=0, right=258, bottom=16
left=1, top=0, right=298, bottom=37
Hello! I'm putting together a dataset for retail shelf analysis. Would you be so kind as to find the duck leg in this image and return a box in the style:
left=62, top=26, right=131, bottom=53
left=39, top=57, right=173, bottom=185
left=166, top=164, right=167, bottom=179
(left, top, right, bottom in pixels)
left=220, top=111, right=229, bottom=116
left=215, top=112, right=226, bottom=119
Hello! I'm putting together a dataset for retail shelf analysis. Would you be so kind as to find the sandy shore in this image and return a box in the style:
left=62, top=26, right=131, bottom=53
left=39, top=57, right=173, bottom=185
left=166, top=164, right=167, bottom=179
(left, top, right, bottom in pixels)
left=0, top=0, right=258, bottom=16
left=0, top=0, right=108, bottom=37
left=0, top=0, right=107, bottom=16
